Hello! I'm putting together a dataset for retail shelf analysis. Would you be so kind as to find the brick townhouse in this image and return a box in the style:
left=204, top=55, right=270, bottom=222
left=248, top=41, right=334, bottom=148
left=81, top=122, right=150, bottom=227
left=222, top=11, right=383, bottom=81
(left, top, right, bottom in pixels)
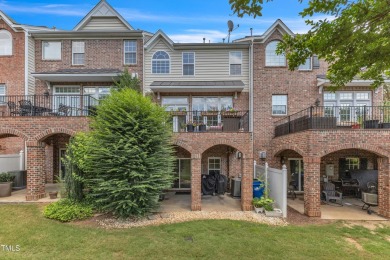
left=1, top=0, right=390, bottom=218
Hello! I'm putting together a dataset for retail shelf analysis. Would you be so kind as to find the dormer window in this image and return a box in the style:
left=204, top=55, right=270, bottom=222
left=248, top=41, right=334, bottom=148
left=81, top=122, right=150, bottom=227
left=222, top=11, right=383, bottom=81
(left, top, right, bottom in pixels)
left=152, top=51, right=170, bottom=74
left=0, top=30, right=12, bottom=56
left=265, top=41, right=286, bottom=67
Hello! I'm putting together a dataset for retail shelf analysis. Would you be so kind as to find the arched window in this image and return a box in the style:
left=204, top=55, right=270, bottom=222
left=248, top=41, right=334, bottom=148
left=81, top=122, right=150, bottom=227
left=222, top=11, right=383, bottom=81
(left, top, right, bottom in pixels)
left=152, top=51, right=170, bottom=74
left=0, top=30, right=12, bottom=56
left=265, top=41, right=285, bottom=66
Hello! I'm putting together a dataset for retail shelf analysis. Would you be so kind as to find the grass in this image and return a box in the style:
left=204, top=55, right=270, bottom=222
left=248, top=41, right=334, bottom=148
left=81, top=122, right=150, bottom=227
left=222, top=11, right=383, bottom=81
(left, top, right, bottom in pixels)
left=0, top=204, right=390, bottom=259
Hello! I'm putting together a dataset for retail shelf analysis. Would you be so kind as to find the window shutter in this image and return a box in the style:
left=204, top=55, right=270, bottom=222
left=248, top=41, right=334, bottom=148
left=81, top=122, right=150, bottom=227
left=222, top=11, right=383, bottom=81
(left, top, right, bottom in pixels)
left=313, top=55, right=320, bottom=69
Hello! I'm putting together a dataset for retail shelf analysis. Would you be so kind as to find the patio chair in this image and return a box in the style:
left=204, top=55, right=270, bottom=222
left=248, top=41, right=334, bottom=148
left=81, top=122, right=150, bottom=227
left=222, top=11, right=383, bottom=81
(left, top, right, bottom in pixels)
left=7, top=101, right=22, bottom=116
left=49, top=104, right=70, bottom=116
left=18, top=100, right=33, bottom=115
left=322, top=182, right=343, bottom=205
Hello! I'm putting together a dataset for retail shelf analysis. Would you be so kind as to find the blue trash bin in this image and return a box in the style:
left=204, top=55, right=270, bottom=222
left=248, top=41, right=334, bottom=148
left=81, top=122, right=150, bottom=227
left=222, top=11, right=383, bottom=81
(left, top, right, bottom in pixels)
left=253, top=180, right=264, bottom=198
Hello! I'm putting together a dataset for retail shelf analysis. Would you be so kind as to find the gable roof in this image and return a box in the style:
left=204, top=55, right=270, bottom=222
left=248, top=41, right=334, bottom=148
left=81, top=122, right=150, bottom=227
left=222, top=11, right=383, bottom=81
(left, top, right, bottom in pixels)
left=234, top=19, right=294, bottom=43
left=144, top=29, right=174, bottom=50
left=73, top=0, right=133, bottom=31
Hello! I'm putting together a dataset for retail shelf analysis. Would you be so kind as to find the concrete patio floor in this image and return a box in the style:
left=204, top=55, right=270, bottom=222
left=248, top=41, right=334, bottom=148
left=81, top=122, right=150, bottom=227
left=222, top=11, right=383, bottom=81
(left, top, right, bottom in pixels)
left=157, top=192, right=241, bottom=212
left=288, top=196, right=387, bottom=221
left=0, top=184, right=60, bottom=203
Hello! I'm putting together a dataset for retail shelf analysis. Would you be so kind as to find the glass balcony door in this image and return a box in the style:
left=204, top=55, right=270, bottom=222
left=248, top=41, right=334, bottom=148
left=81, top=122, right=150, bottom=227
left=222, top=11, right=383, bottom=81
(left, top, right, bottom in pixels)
left=173, top=159, right=191, bottom=189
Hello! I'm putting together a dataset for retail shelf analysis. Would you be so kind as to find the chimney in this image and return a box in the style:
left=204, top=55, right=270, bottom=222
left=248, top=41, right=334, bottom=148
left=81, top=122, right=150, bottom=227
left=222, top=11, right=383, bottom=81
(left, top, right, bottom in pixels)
left=203, top=38, right=205, bottom=43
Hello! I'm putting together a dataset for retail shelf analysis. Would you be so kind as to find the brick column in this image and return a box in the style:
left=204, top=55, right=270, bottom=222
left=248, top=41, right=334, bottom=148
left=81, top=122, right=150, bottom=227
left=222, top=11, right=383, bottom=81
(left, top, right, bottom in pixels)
left=241, top=157, right=254, bottom=211
left=378, top=157, right=390, bottom=217
left=303, top=157, right=321, bottom=217
left=45, top=141, right=54, bottom=183
left=26, top=143, right=46, bottom=201
left=191, top=154, right=201, bottom=211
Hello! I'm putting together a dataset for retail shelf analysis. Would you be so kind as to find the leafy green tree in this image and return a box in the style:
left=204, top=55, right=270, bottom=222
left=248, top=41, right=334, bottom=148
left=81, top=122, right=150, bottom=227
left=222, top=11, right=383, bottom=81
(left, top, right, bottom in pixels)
left=229, top=0, right=390, bottom=89
left=113, top=68, right=141, bottom=92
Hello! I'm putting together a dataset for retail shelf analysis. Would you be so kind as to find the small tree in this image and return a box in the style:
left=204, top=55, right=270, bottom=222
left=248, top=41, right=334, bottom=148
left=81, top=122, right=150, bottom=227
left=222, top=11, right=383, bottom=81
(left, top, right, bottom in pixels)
left=113, top=68, right=141, bottom=92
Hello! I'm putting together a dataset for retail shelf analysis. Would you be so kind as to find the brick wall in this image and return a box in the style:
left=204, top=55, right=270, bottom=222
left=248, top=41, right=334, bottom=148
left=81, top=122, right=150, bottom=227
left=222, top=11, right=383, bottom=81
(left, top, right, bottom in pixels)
left=0, top=21, right=25, bottom=96
left=34, top=38, right=144, bottom=94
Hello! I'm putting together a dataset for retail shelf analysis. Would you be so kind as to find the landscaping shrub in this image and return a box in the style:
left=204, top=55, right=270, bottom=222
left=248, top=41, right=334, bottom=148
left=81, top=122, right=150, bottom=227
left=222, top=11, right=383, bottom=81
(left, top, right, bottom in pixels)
left=43, top=199, right=93, bottom=222
left=65, top=85, right=175, bottom=218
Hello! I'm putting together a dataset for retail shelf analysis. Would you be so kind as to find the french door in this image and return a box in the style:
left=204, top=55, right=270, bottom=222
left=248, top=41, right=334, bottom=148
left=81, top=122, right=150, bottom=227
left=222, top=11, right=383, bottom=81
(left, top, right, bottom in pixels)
left=289, top=159, right=304, bottom=192
left=173, top=159, right=191, bottom=189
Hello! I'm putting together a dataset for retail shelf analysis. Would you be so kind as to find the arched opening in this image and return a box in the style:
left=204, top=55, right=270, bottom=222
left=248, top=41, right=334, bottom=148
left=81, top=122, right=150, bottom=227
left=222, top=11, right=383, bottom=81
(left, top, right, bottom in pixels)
left=40, top=133, right=72, bottom=183
left=200, top=144, right=243, bottom=211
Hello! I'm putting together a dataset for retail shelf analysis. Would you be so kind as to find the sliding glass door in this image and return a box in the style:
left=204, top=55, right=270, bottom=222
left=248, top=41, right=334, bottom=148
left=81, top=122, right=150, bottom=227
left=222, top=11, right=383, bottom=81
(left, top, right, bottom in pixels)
left=173, top=159, right=191, bottom=189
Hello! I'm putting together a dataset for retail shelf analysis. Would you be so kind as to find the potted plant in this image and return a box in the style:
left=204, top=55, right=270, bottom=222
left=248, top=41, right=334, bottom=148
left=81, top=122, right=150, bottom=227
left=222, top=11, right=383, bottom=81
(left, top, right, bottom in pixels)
left=171, top=108, right=187, bottom=116
left=201, top=109, right=218, bottom=116
left=221, top=107, right=239, bottom=118
left=252, top=197, right=274, bottom=214
left=186, top=122, right=196, bottom=132
left=179, top=123, right=186, bottom=132
left=0, top=172, right=15, bottom=197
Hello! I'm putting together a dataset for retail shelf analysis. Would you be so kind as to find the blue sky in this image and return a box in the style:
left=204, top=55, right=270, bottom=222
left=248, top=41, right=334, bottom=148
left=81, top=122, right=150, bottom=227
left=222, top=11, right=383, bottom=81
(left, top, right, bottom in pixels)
left=0, top=0, right=318, bottom=42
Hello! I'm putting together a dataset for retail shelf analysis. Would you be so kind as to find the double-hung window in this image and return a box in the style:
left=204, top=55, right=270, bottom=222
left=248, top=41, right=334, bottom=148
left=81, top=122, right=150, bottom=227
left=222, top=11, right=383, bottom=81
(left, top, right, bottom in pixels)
left=72, top=41, right=85, bottom=65
left=0, top=84, right=5, bottom=103
left=182, top=52, right=195, bottom=76
left=208, top=158, right=221, bottom=174
left=42, top=41, right=61, bottom=60
left=124, top=40, right=137, bottom=64
left=0, top=30, right=12, bottom=56
left=272, top=95, right=287, bottom=115
left=229, top=51, right=242, bottom=75
left=298, top=57, right=312, bottom=71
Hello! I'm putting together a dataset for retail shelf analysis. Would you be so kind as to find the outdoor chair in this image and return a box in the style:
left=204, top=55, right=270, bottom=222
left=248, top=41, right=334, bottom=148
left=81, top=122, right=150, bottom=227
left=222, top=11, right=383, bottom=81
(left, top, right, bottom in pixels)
left=49, top=104, right=70, bottom=116
left=322, top=182, right=343, bottom=205
left=18, top=100, right=33, bottom=115
left=7, top=101, right=22, bottom=116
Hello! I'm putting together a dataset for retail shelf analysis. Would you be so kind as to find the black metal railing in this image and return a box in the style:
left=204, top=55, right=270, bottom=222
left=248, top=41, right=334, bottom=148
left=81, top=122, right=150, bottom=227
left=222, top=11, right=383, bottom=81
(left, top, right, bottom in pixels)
left=275, top=106, right=390, bottom=137
left=0, top=95, right=99, bottom=117
left=168, top=110, right=249, bottom=133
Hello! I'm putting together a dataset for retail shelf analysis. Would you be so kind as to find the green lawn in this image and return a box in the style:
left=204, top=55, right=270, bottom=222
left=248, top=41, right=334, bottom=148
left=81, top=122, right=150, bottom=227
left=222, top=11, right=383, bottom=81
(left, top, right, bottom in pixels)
left=0, top=204, right=389, bottom=259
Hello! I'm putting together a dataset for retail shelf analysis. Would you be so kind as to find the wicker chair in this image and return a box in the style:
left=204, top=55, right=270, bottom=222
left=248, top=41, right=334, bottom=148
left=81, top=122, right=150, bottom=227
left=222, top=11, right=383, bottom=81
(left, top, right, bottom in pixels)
left=322, top=182, right=343, bottom=205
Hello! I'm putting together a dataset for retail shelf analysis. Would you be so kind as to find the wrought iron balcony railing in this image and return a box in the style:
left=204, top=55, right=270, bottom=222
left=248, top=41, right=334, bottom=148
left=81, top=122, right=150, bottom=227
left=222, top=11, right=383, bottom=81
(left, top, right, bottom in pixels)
left=168, top=110, right=249, bottom=133
left=0, top=95, right=99, bottom=117
left=274, top=106, right=390, bottom=137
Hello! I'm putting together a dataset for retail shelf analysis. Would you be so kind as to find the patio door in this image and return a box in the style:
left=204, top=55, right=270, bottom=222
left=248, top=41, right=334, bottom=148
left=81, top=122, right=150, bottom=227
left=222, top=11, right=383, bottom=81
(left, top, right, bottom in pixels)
left=173, top=159, right=191, bottom=189
left=289, top=159, right=304, bottom=192
left=53, top=86, right=81, bottom=115
left=59, top=148, right=67, bottom=180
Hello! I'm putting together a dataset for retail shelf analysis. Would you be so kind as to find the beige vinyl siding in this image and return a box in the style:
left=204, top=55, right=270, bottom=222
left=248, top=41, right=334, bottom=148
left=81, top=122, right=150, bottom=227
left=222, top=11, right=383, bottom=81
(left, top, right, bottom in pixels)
left=28, top=36, right=35, bottom=95
left=144, top=40, right=250, bottom=92
left=79, top=17, right=129, bottom=31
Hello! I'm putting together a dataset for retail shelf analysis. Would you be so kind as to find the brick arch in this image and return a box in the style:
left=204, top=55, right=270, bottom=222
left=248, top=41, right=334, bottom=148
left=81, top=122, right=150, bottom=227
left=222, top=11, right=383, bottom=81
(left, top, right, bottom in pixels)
left=33, top=128, right=77, bottom=142
left=172, top=139, right=193, bottom=155
left=320, top=144, right=390, bottom=159
left=272, top=145, right=306, bottom=158
left=200, top=141, right=247, bottom=157
left=0, top=127, right=29, bottom=141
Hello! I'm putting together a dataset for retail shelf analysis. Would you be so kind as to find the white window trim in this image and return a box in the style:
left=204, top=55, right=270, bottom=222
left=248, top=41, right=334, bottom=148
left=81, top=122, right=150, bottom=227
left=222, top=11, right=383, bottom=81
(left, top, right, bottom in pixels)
left=0, top=30, right=13, bottom=56
left=0, top=84, right=6, bottom=105
left=151, top=50, right=171, bottom=74
left=346, top=157, right=360, bottom=170
left=208, top=157, right=221, bottom=174
left=323, top=91, right=371, bottom=106
left=124, top=40, right=137, bottom=65
left=265, top=40, right=286, bottom=67
left=229, top=51, right=242, bottom=76
left=42, top=41, right=62, bottom=61
left=182, top=52, right=195, bottom=76
left=161, top=96, right=189, bottom=111
left=298, top=57, right=313, bottom=71
left=72, top=41, right=85, bottom=66
left=272, top=95, right=288, bottom=116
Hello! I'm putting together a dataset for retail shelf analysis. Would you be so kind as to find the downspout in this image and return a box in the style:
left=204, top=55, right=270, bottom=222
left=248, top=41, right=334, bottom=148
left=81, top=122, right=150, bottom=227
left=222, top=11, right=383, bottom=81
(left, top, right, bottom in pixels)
left=24, top=29, right=29, bottom=96
left=249, top=39, right=255, bottom=171
left=142, top=33, right=145, bottom=96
